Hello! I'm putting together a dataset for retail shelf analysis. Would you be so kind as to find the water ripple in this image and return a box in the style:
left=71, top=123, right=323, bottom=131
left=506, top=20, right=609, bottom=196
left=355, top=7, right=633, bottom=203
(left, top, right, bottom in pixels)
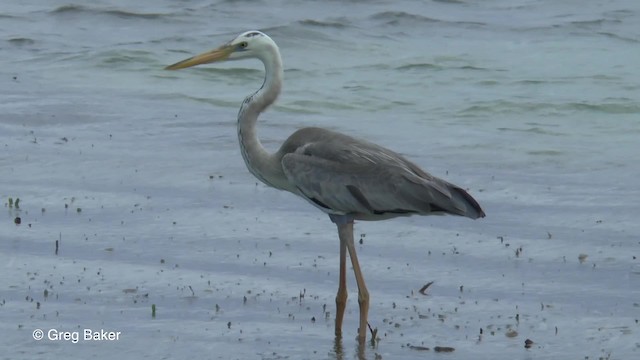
left=370, top=10, right=486, bottom=27
left=298, top=18, right=350, bottom=29
left=461, top=100, right=640, bottom=116
left=50, top=4, right=167, bottom=20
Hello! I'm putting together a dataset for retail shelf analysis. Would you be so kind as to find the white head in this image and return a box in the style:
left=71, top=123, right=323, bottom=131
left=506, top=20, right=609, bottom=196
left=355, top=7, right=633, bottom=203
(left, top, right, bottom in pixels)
left=165, top=30, right=279, bottom=70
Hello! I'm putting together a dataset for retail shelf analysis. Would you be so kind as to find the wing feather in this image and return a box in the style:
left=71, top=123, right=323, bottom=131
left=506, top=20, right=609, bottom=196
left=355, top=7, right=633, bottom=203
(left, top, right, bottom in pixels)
left=279, top=131, right=484, bottom=220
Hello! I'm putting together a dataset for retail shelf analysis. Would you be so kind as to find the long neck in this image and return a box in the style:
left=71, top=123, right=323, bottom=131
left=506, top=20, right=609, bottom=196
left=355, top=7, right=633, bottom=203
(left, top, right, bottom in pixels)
left=237, top=47, right=284, bottom=189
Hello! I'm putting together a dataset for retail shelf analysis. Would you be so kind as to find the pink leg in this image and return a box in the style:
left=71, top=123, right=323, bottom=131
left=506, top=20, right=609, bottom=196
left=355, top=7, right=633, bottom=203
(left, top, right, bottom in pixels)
left=336, top=221, right=369, bottom=343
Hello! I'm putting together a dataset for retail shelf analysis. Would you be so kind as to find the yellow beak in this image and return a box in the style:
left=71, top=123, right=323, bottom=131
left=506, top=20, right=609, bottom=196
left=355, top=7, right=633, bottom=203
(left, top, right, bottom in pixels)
left=165, top=44, right=234, bottom=70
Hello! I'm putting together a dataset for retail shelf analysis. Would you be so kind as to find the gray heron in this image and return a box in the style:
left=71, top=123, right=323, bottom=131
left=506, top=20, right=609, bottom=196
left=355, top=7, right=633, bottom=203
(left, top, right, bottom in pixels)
left=165, top=30, right=485, bottom=343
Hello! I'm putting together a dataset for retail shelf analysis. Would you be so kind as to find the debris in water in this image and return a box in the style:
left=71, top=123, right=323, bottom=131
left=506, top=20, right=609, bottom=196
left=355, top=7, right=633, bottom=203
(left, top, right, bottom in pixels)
left=434, top=346, right=455, bottom=353
left=408, top=345, right=430, bottom=351
left=505, top=329, right=518, bottom=338
left=524, top=339, right=534, bottom=349
left=368, top=323, right=378, bottom=346
left=419, top=281, right=434, bottom=295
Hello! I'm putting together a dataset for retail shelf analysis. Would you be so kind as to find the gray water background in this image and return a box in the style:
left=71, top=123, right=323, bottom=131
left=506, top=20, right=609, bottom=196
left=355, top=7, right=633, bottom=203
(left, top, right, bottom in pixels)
left=1, top=0, right=639, bottom=359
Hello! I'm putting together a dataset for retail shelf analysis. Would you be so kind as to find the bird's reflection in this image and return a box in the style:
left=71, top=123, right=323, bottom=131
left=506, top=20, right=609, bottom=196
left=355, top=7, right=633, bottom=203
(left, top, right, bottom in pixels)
left=332, top=336, right=344, bottom=360
left=331, top=336, right=371, bottom=360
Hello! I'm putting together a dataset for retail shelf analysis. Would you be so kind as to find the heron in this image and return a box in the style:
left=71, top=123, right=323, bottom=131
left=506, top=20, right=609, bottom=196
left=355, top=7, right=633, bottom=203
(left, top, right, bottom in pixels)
left=165, top=30, right=485, bottom=343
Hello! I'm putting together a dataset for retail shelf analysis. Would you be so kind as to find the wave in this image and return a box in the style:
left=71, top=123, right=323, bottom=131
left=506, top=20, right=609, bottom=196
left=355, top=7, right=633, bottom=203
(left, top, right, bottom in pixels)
left=370, top=11, right=442, bottom=25
left=396, top=63, right=441, bottom=71
left=7, top=37, right=36, bottom=46
left=497, top=127, right=565, bottom=136
left=370, top=10, right=485, bottom=27
left=95, top=50, right=157, bottom=67
left=433, top=0, right=466, bottom=3
left=527, top=150, right=564, bottom=156
left=597, top=32, right=640, bottom=44
left=569, top=102, right=640, bottom=114
left=569, top=18, right=621, bottom=27
left=514, top=16, right=635, bottom=43
left=396, top=62, right=491, bottom=72
left=50, top=4, right=166, bottom=20
left=298, top=18, right=350, bottom=29
left=461, top=100, right=640, bottom=116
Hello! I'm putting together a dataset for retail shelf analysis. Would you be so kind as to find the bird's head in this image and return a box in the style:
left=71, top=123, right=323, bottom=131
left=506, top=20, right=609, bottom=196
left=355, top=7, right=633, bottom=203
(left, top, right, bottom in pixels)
left=165, top=31, right=276, bottom=70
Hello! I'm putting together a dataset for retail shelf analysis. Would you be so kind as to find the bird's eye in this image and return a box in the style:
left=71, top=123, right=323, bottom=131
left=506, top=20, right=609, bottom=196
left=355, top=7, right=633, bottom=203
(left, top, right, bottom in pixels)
left=239, top=42, right=248, bottom=49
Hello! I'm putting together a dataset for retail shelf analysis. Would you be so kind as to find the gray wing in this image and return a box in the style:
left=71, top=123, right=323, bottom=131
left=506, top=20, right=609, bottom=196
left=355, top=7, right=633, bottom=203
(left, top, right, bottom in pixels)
left=279, top=128, right=484, bottom=221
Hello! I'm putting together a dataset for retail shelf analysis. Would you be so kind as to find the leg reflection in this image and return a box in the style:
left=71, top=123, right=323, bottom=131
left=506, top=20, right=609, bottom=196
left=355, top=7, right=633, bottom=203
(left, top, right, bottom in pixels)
left=331, top=335, right=373, bottom=360
left=356, top=340, right=367, bottom=360
left=332, top=335, right=344, bottom=360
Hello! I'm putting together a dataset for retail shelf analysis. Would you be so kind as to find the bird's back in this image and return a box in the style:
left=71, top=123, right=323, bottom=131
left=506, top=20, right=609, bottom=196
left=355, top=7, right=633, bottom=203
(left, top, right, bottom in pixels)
left=277, top=127, right=485, bottom=221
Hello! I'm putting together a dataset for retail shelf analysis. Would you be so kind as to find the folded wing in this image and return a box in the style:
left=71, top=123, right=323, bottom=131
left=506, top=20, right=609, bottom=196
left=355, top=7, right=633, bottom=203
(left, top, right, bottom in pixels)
left=279, top=128, right=484, bottom=221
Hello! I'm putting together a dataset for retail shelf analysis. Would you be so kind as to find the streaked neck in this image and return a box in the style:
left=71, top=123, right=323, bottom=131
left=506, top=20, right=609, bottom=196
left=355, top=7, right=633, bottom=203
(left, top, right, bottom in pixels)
left=236, top=45, right=284, bottom=188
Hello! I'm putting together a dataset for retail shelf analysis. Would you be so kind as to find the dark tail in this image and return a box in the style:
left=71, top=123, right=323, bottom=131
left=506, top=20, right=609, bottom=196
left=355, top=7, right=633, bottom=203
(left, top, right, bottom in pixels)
left=451, top=186, right=485, bottom=219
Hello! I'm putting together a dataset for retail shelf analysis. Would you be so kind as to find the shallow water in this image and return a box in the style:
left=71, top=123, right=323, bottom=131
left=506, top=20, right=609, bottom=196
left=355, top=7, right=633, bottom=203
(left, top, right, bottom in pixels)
left=1, top=0, right=639, bottom=359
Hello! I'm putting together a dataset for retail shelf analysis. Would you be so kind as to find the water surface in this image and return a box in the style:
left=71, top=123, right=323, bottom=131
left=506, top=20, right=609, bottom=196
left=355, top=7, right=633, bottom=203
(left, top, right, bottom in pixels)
left=1, top=0, right=639, bottom=359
